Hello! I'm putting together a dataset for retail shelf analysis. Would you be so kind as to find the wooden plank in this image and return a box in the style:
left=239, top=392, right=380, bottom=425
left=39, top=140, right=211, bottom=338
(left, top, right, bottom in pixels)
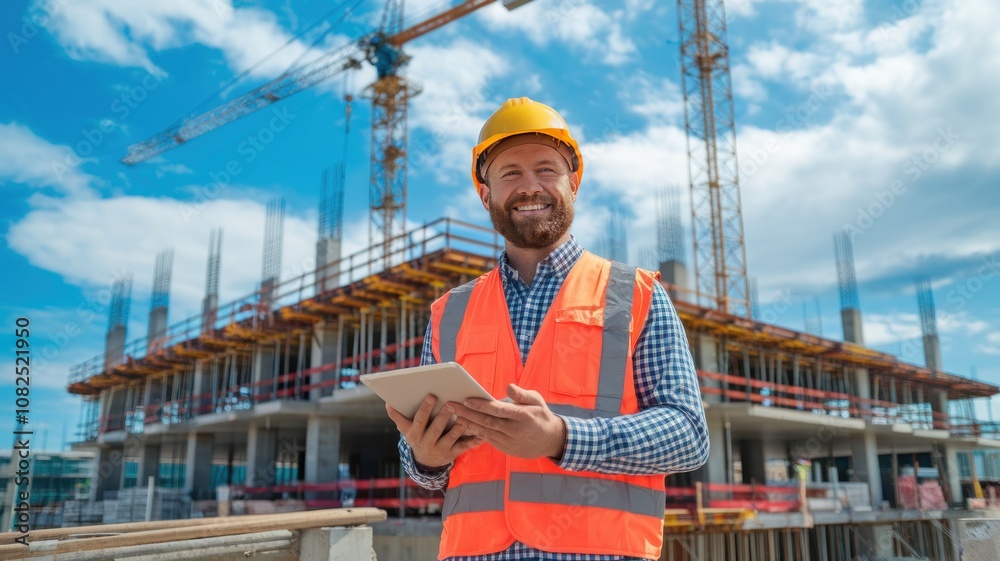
left=0, top=508, right=385, bottom=560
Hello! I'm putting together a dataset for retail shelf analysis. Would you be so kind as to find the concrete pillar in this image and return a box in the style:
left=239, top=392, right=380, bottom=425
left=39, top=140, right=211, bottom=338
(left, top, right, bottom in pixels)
left=694, top=418, right=728, bottom=483
left=301, top=527, right=374, bottom=561
left=91, top=445, right=125, bottom=501
left=311, top=324, right=341, bottom=400
left=841, top=308, right=864, bottom=345
left=316, top=237, right=342, bottom=295
left=184, top=432, right=214, bottom=500
left=931, top=389, right=949, bottom=430
left=246, top=424, right=276, bottom=487
left=147, top=306, right=168, bottom=353
left=659, top=260, right=688, bottom=303
left=693, top=334, right=721, bottom=405
left=850, top=432, right=883, bottom=507
left=854, top=368, right=871, bottom=400
left=138, top=444, right=161, bottom=483
left=305, top=416, right=341, bottom=502
left=305, top=416, right=342, bottom=483
left=143, top=376, right=156, bottom=408
left=739, top=439, right=767, bottom=484
left=253, top=346, right=276, bottom=402
left=856, top=525, right=895, bottom=560
left=191, top=360, right=212, bottom=417
left=942, top=443, right=964, bottom=506
left=105, top=324, right=127, bottom=371
left=923, top=333, right=942, bottom=371
left=106, top=388, right=127, bottom=432
left=201, top=293, right=218, bottom=334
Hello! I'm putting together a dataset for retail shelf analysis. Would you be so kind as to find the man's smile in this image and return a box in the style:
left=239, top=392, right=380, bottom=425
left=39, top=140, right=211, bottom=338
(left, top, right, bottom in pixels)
left=513, top=203, right=552, bottom=214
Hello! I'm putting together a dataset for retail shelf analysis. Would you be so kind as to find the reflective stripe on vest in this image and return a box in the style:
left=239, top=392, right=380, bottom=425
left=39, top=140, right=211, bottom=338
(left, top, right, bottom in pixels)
left=443, top=473, right=666, bottom=519
left=442, top=480, right=505, bottom=520
left=438, top=261, right=636, bottom=419
left=439, top=278, right=478, bottom=362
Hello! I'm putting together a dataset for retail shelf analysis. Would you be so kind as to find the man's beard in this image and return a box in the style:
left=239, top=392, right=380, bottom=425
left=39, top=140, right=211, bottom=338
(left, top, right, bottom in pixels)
left=488, top=192, right=574, bottom=249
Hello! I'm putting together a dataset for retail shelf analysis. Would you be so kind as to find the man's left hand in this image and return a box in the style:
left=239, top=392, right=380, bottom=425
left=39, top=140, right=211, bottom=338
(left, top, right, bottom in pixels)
left=447, top=383, right=566, bottom=460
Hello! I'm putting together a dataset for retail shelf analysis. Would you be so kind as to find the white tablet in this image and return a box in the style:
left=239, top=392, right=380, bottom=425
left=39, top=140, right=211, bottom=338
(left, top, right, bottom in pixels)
left=360, top=362, right=495, bottom=423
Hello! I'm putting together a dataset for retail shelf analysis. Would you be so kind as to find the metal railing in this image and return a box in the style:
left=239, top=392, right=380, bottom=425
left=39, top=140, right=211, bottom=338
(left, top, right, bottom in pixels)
left=69, top=218, right=501, bottom=386
left=700, top=369, right=995, bottom=437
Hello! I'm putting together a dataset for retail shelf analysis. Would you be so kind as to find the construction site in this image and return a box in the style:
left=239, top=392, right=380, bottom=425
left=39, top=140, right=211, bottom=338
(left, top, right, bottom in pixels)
left=14, top=0, right=1000, bottom=560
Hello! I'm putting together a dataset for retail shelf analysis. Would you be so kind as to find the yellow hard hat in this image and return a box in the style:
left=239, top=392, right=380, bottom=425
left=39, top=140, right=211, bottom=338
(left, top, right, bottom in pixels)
left=471, top=97, right=583, bottom=189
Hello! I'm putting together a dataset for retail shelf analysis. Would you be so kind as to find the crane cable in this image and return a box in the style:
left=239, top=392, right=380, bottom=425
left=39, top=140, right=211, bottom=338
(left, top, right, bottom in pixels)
left=168, top=0, right=368, bottom=132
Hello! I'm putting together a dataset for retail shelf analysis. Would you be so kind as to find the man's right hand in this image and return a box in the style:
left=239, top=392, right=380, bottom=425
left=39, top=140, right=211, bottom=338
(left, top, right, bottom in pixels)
left=387, top=395, right=484, bottom=470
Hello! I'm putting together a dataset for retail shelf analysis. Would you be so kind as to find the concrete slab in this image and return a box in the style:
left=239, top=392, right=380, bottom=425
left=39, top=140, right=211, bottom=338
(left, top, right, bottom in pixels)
left=868, top=422, right=914, bottom=435
left=707, top=403, right=866, bottom=439
left=912, top=428, right=951, bottom=440
left=97, top=430, right=129, bottom=445
left=318, top=386, right=385, bottom=418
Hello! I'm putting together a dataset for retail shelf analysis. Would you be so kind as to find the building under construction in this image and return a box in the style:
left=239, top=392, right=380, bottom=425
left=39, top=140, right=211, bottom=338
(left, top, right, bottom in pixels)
left=47, top=0, right=1000, bottom=559
left=56, top=209, right=1000, bottom=559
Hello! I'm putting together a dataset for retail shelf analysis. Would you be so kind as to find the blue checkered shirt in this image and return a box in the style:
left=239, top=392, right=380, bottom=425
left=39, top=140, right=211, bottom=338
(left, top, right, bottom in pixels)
left=398, top=236, right=709, bottom=561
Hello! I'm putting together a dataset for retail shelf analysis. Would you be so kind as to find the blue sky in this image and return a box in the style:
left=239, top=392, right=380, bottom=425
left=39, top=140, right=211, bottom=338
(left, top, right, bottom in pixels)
left=3, top=0, right=1000, bottom=450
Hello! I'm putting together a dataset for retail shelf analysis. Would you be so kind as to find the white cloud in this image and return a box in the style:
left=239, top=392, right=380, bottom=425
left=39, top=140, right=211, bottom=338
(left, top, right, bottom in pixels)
left=723, top=0, right=1000, bottom=298
left=862, top=310, right=991, bottom=355
left=152, top=160, right=194, bottom=178
left=731, top=64, right=768, bottom=103
left=794, top=0, right=864, bottom=34
left=34, top=0, right=349, bottom=79
left=978, top=333, right=1000, bottom=356
left=7, top=194, right=375, bottom=329
left=745, top=42, right=824, bottom=84
left=0, top=122, right=98, bottom=198
left=864, top=312, right=922, bottom=347
left=938, top=312, right=991, bottom=336
left=621, top=75, right=685, bottom=124
left=477, top=1, right=636, bottom=65
left=726, top=0, right=766, bottom=18
left=406, top=39, right=510, bottom=183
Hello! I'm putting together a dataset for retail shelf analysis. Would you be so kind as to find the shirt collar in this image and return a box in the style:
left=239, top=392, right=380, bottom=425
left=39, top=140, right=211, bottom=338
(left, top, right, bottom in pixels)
left=498, top=235, right=583, bottom=284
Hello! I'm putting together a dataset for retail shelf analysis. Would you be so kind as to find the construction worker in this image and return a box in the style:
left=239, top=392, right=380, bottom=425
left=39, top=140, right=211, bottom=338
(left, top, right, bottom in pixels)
left=387, top=97, right=709, bottom=560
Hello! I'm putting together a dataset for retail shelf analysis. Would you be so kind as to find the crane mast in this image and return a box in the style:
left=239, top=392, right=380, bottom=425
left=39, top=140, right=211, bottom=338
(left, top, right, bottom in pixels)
left=677, top=0, right=751, bottom=317
left=364, top=0, right=415, bottom=266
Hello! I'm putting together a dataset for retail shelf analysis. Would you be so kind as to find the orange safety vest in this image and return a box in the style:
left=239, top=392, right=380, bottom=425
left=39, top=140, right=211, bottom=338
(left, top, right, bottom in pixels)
left=429, top=251, right=666, bottom=560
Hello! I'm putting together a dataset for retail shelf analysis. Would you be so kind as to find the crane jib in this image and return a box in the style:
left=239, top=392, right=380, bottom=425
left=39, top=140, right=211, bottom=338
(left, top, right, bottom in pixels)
left=122, top=0, right=538, bottom=165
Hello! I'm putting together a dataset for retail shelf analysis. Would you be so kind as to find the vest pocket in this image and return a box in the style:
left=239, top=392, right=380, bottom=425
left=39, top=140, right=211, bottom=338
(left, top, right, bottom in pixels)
left=456, top=324, right=500, bottom=396
left=548, top=309, right=603, bottom=397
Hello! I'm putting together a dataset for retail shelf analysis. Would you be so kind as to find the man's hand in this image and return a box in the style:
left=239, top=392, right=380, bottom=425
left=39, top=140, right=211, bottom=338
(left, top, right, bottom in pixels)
left=387, top=395, right=484, bottom=470
left=447, top=384, right=567, bottom=460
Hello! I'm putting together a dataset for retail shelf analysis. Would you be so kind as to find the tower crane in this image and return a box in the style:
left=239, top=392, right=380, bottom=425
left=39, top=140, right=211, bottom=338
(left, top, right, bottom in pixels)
left=123, top=0, right=536, bottom=263
left=677, top=0, right=751, bottom=317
